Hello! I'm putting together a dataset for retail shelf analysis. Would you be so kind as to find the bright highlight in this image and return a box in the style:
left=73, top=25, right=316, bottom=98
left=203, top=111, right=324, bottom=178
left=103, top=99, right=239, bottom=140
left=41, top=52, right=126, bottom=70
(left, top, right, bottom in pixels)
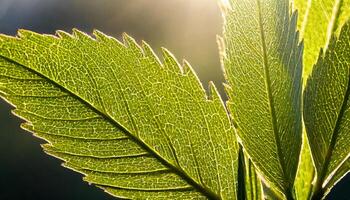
left=220, top=0, right=232, bottom=9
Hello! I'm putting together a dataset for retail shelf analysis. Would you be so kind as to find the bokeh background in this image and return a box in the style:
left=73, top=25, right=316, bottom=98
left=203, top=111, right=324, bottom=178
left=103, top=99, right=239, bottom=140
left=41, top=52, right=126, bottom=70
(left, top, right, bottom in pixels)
left=0, top=0, right=348, bottom=199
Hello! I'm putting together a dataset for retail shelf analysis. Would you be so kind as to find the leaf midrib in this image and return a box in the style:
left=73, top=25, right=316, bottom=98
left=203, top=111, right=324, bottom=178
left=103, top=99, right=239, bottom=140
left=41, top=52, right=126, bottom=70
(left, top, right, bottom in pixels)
left=256, top=0, right=289, bottom=190
left=0, top=55, right=221, bottom=200
left=324, top=0, right=342, bottom=50
left=299, top=0, right=312, bottom=37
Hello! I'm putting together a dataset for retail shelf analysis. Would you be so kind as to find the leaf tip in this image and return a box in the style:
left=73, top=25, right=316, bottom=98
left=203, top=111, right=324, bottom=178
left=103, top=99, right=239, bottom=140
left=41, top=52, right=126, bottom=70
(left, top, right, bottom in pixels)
left=72, top=28, right=94, bottom=40
left=122, top=33, right=144, bottom=55
left=17, top=29, right=35, bottom=38
left=208, top=81, right=221, bottom=101
left=56, top=30, right=73, bottom=39
left=141, top=40, right=163, bottom=66
left=20, top=122, right=33, bottom=132
left=161, top=48, right=183, bottom=74
left=93, top=29, right=107, bottom=40
left=182, top=59, right=193, bottom=75
left=140, top=40, right=152, bottom=52
left=122, top=32, right=136, bottom=45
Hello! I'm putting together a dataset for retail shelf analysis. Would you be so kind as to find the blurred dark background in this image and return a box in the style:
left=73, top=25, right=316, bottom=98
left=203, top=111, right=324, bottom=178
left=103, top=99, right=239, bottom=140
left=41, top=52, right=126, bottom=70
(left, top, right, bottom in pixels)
left=0, top=0, right=348, bottom=199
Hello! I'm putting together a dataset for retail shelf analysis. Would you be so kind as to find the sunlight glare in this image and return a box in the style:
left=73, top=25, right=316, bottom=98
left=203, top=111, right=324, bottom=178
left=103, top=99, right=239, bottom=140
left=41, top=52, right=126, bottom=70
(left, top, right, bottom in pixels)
left=220, top=0, right=232, bottom=10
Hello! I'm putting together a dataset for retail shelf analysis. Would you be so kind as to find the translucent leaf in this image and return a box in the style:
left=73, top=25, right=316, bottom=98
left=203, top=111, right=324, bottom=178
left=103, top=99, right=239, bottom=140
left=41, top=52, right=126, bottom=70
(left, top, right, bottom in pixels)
left=304, top=21, right=350, bottom=199
left=294, top=0, right=350, bottom=78
left=0, top=30, right=239, bottom=199
left=220, top=0, right=303, bottom=198
left=294, top=131, right=315, bottom=200
left=237, top=148, right=263, bottom=200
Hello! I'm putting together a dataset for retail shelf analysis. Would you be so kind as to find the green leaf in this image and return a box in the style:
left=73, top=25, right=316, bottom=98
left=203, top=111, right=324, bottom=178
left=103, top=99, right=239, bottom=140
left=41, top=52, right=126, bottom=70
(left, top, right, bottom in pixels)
left=303, top=21, right=350, bottom=199
left=237, top=148, right=263, bottom=200
left=294, top=131, right=315, bottom=200
left=220, top=0, right=303, bottom=198
left=294, top=0, right=350, bottom=79
left=322, top=159, right=350, bottom=198
left=0, top=30, right=239, bottom=199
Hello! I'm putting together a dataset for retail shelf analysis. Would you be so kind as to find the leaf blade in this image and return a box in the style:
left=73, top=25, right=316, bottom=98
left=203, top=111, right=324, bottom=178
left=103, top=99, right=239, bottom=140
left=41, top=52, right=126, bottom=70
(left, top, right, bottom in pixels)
left=294, top=131, right=315, bottom=200
left=303, top=21, right=350, bottom=199
left=0, top=30, right=239, bottom=199
left=237, top=148, right=263, bottom=200
left=221, top=0, right=303, bottom=197
left=294, top=0, right=350, bottom=78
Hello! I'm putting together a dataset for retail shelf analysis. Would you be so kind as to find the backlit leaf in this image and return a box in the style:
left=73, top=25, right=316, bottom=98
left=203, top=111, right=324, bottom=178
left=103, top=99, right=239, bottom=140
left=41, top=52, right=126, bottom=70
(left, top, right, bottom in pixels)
left=294, top=131, right=315, bottom=200
left=303, top=21, right=350, bottom=199
left=294, top=0, right=350, bottom=78
left=220, top=0, right=303, bottom=198
left=0, top=30, right=239, bottom=199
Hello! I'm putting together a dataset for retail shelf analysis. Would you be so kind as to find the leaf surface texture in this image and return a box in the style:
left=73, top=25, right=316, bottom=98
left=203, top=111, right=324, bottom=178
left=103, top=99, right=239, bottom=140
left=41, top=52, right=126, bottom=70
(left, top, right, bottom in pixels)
left=220, top=0, right=303, bottom=197
left=303, top=21, right=350, bottom=199
left=0, top=30, right=239, bottom=199
left=294, top=0, right=350, bottom=78
left=294, top=131, right=315, bottom=200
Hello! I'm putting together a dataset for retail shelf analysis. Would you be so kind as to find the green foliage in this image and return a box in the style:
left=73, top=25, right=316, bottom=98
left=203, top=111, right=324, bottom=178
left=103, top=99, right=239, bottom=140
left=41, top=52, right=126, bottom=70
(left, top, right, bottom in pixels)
left=221, top=0, right=302, bottom=198
left=237, top=148, right=263, bottom=200
left=0, top=0, right=349, bottom=199
left=294, top=0, right=350, bottom=79
left=0, top=30, right=239, bottom=199
left=304, top=21, right=350, bottom=199
left=294, top=132, right=315, bottom=200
